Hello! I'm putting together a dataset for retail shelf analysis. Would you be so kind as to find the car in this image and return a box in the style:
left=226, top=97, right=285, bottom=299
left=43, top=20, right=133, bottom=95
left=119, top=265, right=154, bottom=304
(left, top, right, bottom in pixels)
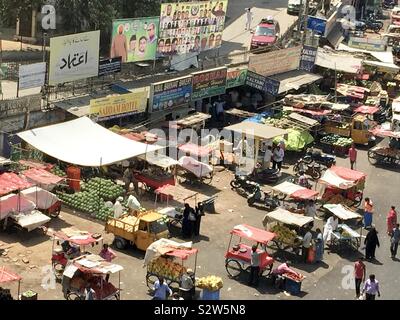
left=287, top=0, right=301, bottom=15
left=250, top=18, right=280, bottom=50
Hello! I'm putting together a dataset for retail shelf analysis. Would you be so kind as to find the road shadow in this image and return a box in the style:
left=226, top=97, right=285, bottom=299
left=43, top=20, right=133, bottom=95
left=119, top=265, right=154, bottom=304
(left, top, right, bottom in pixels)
left=0, top=225, right=50, bottom=247
left=111, top=244, right=145, bottom=260
left=192, top=234, right=210, bottom=243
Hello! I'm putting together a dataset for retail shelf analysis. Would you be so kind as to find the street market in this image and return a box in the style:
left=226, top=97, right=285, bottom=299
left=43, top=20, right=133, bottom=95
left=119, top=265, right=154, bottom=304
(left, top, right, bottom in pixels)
left=0, top=0, right=400, bottom=305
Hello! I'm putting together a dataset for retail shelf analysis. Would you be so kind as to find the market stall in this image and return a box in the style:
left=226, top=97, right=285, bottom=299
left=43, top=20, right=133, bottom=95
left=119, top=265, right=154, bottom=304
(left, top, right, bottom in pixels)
left=177, top=156, right=214, bottom=185
left=154, top=184, right=210, bottom=208
left=272, top=181, right=319, bottom=202
left=0, top=266, right=22, bottom=300
left=224, top=224, right=275, bottom=279
left=262, top=208, right=314, bottom=255
left=51, top=228, right=103, bottom=280
left=21, top=186, right=61, bottom=218
left=323, top=204, right=363, bottom=251
left=144, top=238, right=198, bottom=293
left=62, top=254, right=123, bottom=300
left=368, top=126, right=400, bottom=166
left=20, top=168, right=65, bottom=191
left=318, top=166, right=366, bottom=207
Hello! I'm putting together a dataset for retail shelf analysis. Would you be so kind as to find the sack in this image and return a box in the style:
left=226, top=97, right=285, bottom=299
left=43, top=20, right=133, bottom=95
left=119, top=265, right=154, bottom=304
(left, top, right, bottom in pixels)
left=189, top=212, right=196, bottom=221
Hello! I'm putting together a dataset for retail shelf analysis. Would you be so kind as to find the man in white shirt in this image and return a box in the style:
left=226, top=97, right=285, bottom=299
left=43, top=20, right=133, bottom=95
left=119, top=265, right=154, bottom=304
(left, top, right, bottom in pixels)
left=305, top=200, right=316, bottom=218
left=263, top=145, right=273, bottom=170
left=272, top=145, right=284, bottom=173
left=302, top=229, right=313, bottom=263
left=245, top=8, right=253, bottom=31
left=113, top=197, right=124, bottom=218
left=323, top=215, right=339, bottom=245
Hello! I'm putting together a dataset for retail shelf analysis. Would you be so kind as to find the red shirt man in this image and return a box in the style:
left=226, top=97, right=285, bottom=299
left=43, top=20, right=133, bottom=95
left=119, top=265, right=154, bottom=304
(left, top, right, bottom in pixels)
left=387, top=206, right=398, bottom=235
left=348, top=144, right=357, bottom=170
left=354, top=259, right=366, bottom=298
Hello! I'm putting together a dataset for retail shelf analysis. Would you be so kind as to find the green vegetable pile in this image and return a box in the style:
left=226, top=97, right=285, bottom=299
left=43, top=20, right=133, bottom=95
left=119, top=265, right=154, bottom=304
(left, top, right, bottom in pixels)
left=23, top=290, right=36, bottom=298
left=81, top=177, right=124, bottom=201
left=321, top=134, right=353, bottom=147
left=51, top=166, right=66, bottom=177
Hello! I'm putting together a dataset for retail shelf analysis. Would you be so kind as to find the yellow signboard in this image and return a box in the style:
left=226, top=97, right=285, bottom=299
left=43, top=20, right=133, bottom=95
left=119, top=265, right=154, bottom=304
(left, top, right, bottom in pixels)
left=90, top=90, right=148, bottom=120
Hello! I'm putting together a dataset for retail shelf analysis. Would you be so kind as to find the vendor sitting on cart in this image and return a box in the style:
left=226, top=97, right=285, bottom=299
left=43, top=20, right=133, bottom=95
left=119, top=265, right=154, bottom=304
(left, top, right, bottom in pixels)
left=271, top=262, right=299, bottom=289
left=61, top=241, right=80, bottom=258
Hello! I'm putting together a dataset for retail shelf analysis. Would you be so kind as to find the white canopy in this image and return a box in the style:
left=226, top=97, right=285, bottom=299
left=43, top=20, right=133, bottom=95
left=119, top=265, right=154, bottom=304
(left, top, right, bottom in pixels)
left=323, top=204, right=362, bottom=220
left=272, top=181, right=305, bottom=195
left=263, top=208, right=314, bottom=227
left=225, top=122, right=288, bottom=140
left=138, top=152, right=179, bottom=168
left=315, top=47, right=362, bottom=74
left=319, top=169, right=355, bottom=189
left=17, top=117, right=161, bottom=167
left=144, top=238, right=193, bottom=266
left=21, top=186, right=59, bottom=210
left=11, top=210, right=51, bottom=232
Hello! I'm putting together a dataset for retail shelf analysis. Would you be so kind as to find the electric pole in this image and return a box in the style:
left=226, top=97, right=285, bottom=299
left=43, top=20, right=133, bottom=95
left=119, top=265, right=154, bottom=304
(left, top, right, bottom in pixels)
left=301, top=0, right=310, bottom=46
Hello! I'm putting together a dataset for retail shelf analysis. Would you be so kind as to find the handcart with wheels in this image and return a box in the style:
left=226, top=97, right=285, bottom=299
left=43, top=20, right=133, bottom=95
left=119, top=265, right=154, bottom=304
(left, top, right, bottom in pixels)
left=225, top=224, right=275, bottom=279
left=177, top=156, right=214, bottom=185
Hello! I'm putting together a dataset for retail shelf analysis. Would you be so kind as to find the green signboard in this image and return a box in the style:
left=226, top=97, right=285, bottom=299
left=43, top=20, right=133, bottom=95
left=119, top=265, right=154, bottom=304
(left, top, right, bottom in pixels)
left=111, top=17, right=159, bottom=63
left=191, top=67, right=227, bottom=100
left=226, top=68, right=247, bottom=89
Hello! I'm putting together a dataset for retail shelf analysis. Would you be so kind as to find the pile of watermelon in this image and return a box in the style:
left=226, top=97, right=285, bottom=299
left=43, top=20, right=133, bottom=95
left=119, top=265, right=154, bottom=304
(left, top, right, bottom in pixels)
left=81, top=177, right=124, bottom=201
left=59, top=191, right=102, bottom=213
left=96, top=205, right=115, bottom=221
left=51, top=165, right=66, bottom=177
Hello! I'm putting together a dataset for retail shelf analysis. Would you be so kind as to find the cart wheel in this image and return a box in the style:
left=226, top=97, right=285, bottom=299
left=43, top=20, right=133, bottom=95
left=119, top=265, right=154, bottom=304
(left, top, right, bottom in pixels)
left=67, top=292, right=82, bottom=300
left=49, top=210, right=60, bottom=218
left=202, top=173, right=213, bottom=185
left=276, top=192, right=287, bottom=201
left=146, top=274, right=159, bottom=291
left=169, top=281, right=180, bottom=292
left=262, top=263, right=273, bottom=277
left=114, top=292, right=121, bottom=300
left=353, top=195, right=363, bottom=208
left=310, top=168, right=321, bottom=180
left=113, top=237, right=127, bottom=250
left=230, top=179, right=240, bottom=189
left=367, top=150, right=379, bottom=165
left=225, top=259, right=242, bottom=278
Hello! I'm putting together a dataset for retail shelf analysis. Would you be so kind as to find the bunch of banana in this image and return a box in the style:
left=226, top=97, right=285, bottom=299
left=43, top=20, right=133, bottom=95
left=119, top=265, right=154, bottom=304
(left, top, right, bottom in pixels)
left=270, top=224, right=297, bottom=244
left=196, top=275, right=223, bottom=291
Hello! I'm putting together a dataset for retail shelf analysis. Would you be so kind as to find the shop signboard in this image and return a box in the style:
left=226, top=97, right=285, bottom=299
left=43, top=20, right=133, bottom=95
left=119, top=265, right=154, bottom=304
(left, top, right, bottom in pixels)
left=157, top=0, right=228, bottom=57
left=149, top=75, right=192, bottom=112
left=18, top=62, right=46, bottom=90
left=49, top=30, right=100, bottom=85
left=248, top=46, right=302, bottom=77
left=299, top=45, right=318, bottom=72
left=98, top=57, right=122, bottom=76
left=348, top=37, right=387, bottom=52
left=89, top=90, right=148, bottom=120
left=245, top=71, right=266, bottom=91
left=110, top=17, right=159, bottom=63
left=226, top=68, right=248, bottom=89
left=263, top=78, right=280, bottom=96
left=191, top=67, right=227, bottom=100
left=307, top=16, right=327, bottom=35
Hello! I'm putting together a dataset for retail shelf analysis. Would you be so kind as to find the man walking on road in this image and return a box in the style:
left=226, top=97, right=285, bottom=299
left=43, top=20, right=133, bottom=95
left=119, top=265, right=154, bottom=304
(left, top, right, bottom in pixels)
left=387, top=206, right=397, bottom=236
left=348, top=144, right=357, bottom=170
left=354, top=258, right=366, bottom=299
left=245, top=8, right=253, bottom=31
left=248, top=244, right=261, bottom=286
left=390, top=224, right=400, bottom=259
left=361, top=274, right=381, bottom=300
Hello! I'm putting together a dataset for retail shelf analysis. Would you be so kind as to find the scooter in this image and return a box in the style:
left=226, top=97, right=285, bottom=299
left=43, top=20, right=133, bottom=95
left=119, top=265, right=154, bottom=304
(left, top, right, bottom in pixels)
left=293, top=160, right=322, bottom=180
left=303, top=148, right=336, bottom=168
left=230, top=174, right=259, bottom=194
left=247, top=185, right=281, bottom=210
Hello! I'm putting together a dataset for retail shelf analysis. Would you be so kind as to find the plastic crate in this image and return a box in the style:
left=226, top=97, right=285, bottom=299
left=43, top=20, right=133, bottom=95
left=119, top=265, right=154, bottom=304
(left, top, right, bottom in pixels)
left=202, top=289, right=220, bottom=300
left=285, top=278, right=302, bottom=295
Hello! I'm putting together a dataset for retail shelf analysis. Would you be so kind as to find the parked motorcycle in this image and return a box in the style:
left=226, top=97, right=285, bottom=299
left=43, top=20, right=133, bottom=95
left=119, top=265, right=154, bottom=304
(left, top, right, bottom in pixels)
left=247, top=186, right=281, bottom=211
left=303, top=148, right=336, bottom=168
left=250, top=166, right=280, bottom=184
left=293, top=160, right=322, bottom=180
left=383, top=0, right=395, bottom=10
left=230, top=174, right=259, bottom=195
left=362, top=15, right=383, bottom=32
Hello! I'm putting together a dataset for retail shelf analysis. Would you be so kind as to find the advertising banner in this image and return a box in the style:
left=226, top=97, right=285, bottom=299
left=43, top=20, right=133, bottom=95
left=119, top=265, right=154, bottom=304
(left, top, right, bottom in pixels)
left=18, top=62, right=46, bottom=90
left=49, top=30, right=100, bottom=85
left=191, top=67, right=227, bottom=100
left=264, top=78, right=280, bottom=96
left=149, top=76, right=192, bottom=112
left=90, top=90, right=148, bottom=120
left=348, top=37, right=387, bottom=52
left=245, top=71, right=266, bottom=91
left=299, top=45, right=318, bottom=72
left=307, top=16, right=327, bottom=35
left=248, top=46, right=302, bottom=77
left=111, top=17, right=159, bottom=63
left=226, top=68, right=248, bottom=89
left=158, top=0, right=228, bottom=56
left=98, top=57, right=122, bottom=76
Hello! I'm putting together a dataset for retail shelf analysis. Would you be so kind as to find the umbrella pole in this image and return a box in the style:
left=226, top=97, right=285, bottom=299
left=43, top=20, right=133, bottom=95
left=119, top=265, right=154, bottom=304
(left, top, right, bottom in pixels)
left=17, top=280, right=21, bottom=300
left=118, top=271, right=121, bottom=300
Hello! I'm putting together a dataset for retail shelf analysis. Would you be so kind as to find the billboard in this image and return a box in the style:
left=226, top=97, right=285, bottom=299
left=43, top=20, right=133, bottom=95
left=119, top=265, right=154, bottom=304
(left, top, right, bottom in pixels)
left=191, top=67, right=227, bottom=100
left=245, top=71, right=266, bottom=91
left=299, top=45, right=318, bottom=72
left=158, top=0, right=228, bottom=56
left=226, top=68, right=247, bottom=89
left=149, top=76, right=192, bottom=113
left=18, top=62, right=46, bottom=90
left=98, top=57, right=122, bottom=76
left=248, top=46, right=302, bottom=77
left=90, top=90, right=148, bottom=120
left=307, top=16, right=327, bottom=35
left=111, top=17, right=159, bottom=63
left=49, top=30, right=100, bottom=85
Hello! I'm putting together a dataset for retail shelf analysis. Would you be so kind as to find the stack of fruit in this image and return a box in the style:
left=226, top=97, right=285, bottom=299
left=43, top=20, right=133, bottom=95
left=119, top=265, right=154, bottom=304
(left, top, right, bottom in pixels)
left=270, top=225, right=297, bottom=245
left=147, top=257, right=186, bottom=281
left=284, top=272, right=304, bottom=282
left=51, top=165, right=66, bottom=177
left=196, top=276, right=223, bottom=292
left=59, top=191, right=102, bottom=213
left=96, top=205, right=115, bottom=221
left=320, top=134, right=353, bottom=147
left=81, top=177, right=125, bottom=201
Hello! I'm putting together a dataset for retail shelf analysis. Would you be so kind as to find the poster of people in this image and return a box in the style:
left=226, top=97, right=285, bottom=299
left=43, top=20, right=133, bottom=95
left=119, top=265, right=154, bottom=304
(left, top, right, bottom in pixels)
left=158, top=0, right=228, bottom=56
left=111, top=17, right=159, bottom=63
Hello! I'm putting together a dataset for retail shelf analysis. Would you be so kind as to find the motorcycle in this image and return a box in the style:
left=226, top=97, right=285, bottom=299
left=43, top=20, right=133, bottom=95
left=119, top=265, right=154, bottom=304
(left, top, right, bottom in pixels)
left=303, top=148, right=336, bottom=168
left=293, top=160, right=322, bottom=180
left=230, top=174, right=259, bottom=195
left=250, top=165, right=280, bottom=184
left=361, top=15, right=383, bottom=32
left=383, top=0, right=395, bottom=10
left=247, top=185, right=281, bottom=211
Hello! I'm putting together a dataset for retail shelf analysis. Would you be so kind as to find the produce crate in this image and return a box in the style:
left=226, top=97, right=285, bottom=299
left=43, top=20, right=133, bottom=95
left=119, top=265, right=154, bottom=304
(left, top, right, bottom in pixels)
left=202, top=289, right=220, bottom=300
left=332, top=145, right=350, bottom=157
left=285, top=278, right=302, bottom=295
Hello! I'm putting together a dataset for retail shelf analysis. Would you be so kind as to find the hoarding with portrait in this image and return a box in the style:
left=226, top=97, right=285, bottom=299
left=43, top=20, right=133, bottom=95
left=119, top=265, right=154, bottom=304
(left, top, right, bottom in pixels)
left=149, top=76, right=192, bottom=112
left=111, top=17, right=159, bottom=63
left=157, top=0, right=228, bottom=57
left=49, top=30, right=100, bottom=85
